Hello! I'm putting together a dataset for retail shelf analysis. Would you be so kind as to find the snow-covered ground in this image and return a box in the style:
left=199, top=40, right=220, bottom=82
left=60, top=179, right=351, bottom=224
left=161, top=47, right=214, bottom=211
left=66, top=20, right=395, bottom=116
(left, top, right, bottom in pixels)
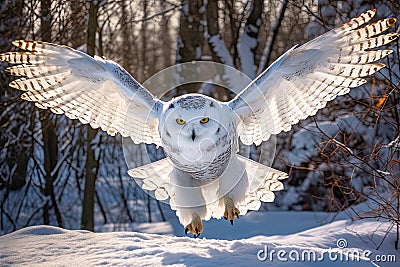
left=1, top=209, right=399, bottom=266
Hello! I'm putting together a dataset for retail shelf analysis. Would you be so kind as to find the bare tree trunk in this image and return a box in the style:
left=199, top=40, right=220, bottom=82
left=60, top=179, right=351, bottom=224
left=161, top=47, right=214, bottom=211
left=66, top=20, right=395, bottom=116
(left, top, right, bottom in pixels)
left=68, top=0, right=87, bottom=48
left=257, top=0, right=288, bottom=75
left=139, top=0, right=153, bottom=222
left=175, top=0, right=204, bottom=94
left=223, top=0, right=241, bottom=67
left=140, top=0, right=148, bottom=81
left=205, top=0, right=235, bottom=100
left=40, top=0, right=63, bottom=228
left=237, top=0, right=264, bottom=79
left=160, top=1, right=172, bottom=67
left=206, top=0, right=234, bottom=66
left=81, top=0, right=99, bottom=232
left=120, top=0, right=133, bottom=73
left=40, top=0, right=51, bottom=41
left=177, top=0, right=204, bottom=63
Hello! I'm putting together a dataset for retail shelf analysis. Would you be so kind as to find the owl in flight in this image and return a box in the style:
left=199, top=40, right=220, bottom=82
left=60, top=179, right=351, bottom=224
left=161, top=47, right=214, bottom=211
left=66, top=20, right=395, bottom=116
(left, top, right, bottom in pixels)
left=1, top=9, right=398, bottom=237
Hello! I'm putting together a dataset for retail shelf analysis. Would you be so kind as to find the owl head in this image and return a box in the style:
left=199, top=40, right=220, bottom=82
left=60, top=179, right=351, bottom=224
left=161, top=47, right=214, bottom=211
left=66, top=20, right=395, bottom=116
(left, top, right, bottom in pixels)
left=159, top=94, right=227, bottom=144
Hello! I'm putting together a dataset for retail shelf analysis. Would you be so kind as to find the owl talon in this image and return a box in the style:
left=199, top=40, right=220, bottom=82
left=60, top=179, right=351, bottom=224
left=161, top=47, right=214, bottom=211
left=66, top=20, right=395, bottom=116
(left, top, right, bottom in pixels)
left=224, top=197, right=240, bottom=225
left=184, top=214, right=203, bottom=238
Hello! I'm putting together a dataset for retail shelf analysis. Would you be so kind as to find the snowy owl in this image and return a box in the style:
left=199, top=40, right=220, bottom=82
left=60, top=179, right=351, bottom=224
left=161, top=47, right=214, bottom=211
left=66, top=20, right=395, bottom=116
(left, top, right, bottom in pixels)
left=1, top=9, right=398, bottom=237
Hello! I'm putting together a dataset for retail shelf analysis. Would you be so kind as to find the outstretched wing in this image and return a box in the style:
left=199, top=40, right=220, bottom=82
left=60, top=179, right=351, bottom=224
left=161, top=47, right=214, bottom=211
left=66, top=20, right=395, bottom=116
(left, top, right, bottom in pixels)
left=0, top=40, right=162, bottom=145
left=229, top=9, right=399, bottom=146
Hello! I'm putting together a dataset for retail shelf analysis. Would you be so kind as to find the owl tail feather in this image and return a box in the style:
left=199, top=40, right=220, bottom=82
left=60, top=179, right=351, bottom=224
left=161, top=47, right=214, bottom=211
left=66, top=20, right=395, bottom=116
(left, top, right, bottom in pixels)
left=236, top=155, right=288, bottom=214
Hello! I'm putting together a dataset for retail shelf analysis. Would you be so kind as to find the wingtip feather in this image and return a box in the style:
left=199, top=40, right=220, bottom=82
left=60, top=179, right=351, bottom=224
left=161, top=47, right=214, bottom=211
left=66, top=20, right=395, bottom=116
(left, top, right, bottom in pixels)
left=12, top=40, right=33, bottom=50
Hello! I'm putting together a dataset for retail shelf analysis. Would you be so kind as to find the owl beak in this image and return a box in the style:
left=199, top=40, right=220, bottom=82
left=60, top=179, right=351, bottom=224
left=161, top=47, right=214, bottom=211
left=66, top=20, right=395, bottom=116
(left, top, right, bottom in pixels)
left=191, top=129, right=196, bottom=141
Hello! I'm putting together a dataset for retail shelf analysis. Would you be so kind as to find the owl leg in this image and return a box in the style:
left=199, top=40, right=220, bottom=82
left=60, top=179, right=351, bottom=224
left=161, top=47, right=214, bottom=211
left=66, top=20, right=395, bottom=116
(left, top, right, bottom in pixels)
left=184, top=213, right=203, bottom=238
left=223, top=196, right=240, bottom=225
left=170, top=168, right=207, bottom=237
left=218, top=156, right=248, bottom=225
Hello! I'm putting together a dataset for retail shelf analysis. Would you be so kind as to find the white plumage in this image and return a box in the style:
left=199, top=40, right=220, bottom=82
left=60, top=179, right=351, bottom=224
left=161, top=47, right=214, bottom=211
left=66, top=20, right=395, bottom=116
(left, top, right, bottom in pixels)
left=1, top=9, right=398, bottom=237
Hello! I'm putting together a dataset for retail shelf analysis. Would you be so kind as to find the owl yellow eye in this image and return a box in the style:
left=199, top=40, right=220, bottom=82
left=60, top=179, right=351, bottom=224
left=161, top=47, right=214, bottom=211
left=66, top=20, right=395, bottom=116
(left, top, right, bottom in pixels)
left=176, top=118, right=186, bottom=125
left=200, top=117, right=209, bottom=124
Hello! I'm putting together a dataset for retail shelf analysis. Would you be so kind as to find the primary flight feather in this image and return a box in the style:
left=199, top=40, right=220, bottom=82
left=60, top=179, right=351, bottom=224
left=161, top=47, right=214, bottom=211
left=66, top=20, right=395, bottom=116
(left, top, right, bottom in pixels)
left=1, top=9, right=398, bottom=237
